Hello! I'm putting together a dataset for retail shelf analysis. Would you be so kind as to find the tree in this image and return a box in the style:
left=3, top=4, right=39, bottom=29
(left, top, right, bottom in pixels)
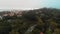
left=0, top=20, right=11, bottom=34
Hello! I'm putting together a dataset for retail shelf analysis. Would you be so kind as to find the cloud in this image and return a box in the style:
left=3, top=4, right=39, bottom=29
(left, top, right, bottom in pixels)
left=0, top=0, right=42, bottom=10
left=0, top=0, right=60, bottom=10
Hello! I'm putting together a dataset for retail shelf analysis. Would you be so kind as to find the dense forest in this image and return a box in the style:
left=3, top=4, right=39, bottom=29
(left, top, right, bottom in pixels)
left=0, top=8, right=60, bottom=34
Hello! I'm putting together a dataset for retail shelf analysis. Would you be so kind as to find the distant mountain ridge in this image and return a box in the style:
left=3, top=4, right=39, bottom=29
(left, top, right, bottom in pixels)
left=0, top=8, right=60, bottom=16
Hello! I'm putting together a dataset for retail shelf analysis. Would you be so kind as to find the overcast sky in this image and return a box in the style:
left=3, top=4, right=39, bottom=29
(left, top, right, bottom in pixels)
left=0, top=0, right=60, bottom=10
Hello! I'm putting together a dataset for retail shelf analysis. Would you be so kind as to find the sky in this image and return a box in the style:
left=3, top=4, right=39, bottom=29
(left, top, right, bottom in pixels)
left=0, top=0, right=60, bottom=10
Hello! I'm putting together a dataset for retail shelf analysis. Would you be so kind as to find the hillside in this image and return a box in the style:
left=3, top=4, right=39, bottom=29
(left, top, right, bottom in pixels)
left=0, top=8, right=60, bottom=34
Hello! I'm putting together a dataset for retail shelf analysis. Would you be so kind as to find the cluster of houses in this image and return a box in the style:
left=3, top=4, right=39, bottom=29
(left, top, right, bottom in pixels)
left=0, top=11, right=23, bottom=20
left=3, top=11, right=23, bottom=16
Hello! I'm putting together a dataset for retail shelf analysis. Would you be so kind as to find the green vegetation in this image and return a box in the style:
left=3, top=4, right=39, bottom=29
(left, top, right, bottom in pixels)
left=0, top=8, right=60, bottom=34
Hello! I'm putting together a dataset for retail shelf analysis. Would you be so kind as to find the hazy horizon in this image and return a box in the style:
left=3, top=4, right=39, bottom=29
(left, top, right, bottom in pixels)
left=0, top=0, right=60, bottom=10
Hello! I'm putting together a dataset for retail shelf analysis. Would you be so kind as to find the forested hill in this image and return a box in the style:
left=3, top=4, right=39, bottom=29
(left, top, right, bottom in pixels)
left=0, top=8, right=60, bottom=34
